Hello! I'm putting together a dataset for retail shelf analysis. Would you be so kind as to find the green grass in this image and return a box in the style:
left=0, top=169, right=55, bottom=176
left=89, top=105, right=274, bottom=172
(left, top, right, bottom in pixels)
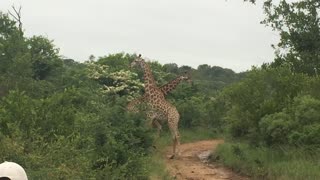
left=212, top=142, right=320, bottom=180
left=148, top=127, right=219, bottom=152
left=148, top=128, right=218, bottom=179
left=180, top=128, right=219, bottom=143
left=147, top=150, right=173, bottom=180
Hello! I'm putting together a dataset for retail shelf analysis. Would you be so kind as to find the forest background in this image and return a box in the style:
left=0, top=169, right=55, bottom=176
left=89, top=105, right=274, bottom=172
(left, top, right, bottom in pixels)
left=0, top=0, right=319, bottom=179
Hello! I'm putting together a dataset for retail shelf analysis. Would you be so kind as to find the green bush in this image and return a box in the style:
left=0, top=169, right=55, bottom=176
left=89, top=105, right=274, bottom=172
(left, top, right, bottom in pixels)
left=287, top=95, right=320, bottom=146
left=289, top=125, right=320, bottom=146
left=293, top=95, right=320, bottom=125
left=0, top=89, right=153, bottom=179
left=221, top=67, right=314, bottom=145
left=259, top=112, right=293, bottom=145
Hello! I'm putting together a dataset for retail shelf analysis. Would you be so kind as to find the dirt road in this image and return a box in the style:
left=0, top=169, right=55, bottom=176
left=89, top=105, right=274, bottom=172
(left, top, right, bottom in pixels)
left=165, top=140, right=248, bottom=180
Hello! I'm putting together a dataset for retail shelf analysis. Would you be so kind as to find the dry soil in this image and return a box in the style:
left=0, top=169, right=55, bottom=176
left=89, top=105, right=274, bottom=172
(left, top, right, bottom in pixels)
left=165, top=139, right=249, bottom=180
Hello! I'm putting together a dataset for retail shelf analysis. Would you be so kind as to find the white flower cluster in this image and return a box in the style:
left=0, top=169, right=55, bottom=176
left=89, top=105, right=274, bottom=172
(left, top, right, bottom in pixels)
left=85, top=61, right=109, bottom=80
left=85, top=61, right=143, bottom=97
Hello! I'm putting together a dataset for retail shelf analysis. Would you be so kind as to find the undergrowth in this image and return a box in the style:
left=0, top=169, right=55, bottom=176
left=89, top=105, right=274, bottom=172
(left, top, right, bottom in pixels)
left=212, top=142, right=320, bottom=180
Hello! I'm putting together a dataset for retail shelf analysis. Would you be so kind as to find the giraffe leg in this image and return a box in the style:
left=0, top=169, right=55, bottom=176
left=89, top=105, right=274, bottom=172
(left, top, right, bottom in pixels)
left=175, top=128, right=181, bottom=156
left=146, top=112, right=155, bottom=128
left=149, top=111, right=163, bottom=137
left=174, top=128, right=180, bottom=155
left=152, top=119, right=162, bottom=137
left=146, top=112, right=158, bottom=149
left=168, top=131, right=179, bottom=159
left=168, top=110, right=180, bottom=159
left=169, top=129, right=180, bottom=159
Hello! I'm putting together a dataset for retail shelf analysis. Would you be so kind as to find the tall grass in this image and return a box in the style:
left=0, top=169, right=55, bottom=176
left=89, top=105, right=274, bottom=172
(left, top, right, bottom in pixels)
left=212, top=142, right=320, bottom=180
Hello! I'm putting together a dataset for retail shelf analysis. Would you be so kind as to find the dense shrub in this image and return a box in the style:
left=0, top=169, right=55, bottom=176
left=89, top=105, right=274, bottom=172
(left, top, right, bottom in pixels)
left=0, top=88, right=153, bottom=179
left=259, top=112, right=293, bottom=145
left=221, top=66, right=320, bottom=147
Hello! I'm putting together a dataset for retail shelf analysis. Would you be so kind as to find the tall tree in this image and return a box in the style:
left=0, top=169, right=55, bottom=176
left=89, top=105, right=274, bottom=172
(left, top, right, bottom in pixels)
left=262, top=0, right=320, bottom=75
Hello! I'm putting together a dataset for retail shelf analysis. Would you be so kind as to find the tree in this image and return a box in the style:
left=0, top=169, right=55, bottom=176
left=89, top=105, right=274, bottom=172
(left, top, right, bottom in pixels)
left=85, top=61, right=143, bottom=97
left=97, top=53, right=134, bottom=72
left=27, top=35, right=62, bottom=80
left=163, top=63, right=178, bottom=74
left=0, top=12, right=26, bottom=74
left=262, top=0, right=320, bottom=75
left=178, top=65, right=192, bottom=74
left=8, top=6, right=23, bottom=37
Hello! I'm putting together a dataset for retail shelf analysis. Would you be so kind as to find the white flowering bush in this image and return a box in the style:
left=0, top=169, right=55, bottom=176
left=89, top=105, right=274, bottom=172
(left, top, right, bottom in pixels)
left=85, top=61, right=143, bottom=97
left=86, top=60, right=109, bottom=80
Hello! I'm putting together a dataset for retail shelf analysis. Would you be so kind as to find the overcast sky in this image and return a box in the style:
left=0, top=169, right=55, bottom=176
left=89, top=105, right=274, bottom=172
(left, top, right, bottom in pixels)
left=0, top=0, right=279, bottom=72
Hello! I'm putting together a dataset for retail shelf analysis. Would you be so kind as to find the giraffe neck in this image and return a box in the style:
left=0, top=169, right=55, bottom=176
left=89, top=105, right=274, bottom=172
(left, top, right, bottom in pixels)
left=141, top=60, right=156, bottom=91
left=160, top=76, right=186, bottom=96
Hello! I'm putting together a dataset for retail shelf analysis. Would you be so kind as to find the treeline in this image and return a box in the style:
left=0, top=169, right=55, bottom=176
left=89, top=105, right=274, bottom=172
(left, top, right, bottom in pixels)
left=213, top=0, right=320, bottom=179
left=215, top=0, right=320, bottom=150
left=0, top=11, right=240, bottom=179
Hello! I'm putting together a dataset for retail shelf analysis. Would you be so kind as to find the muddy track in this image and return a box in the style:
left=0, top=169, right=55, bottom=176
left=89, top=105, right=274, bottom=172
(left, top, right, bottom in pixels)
left=165, top=140, right=249, bottom=180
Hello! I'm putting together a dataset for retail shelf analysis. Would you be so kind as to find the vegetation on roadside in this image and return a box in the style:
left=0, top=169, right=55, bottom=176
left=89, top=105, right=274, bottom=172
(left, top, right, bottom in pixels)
left=212, top=142, right=320, bottom=180
left=1, top=0, right=319, bottom=179
left=212, top=1, right=320, bottom=179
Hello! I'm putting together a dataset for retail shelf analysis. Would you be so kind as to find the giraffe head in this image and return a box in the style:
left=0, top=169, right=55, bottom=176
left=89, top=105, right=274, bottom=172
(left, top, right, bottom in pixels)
left=130, top=54, right=144, bottom=69
left=130, top=54, right=157, bottom=86
left=181, top=71, right=192, bottom=84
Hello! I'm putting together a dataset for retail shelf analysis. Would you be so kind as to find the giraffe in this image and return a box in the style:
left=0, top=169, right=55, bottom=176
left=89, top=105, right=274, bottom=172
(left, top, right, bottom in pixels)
left=127, top=73, right=191, bottom=136
left=130, top=55, right=181, bottom=158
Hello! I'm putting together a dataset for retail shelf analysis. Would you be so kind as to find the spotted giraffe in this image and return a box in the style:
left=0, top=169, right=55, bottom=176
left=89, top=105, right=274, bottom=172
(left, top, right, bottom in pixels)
left=131, top=55, right=181, bottom=158
left=127, top=73, right=191, bottom=136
